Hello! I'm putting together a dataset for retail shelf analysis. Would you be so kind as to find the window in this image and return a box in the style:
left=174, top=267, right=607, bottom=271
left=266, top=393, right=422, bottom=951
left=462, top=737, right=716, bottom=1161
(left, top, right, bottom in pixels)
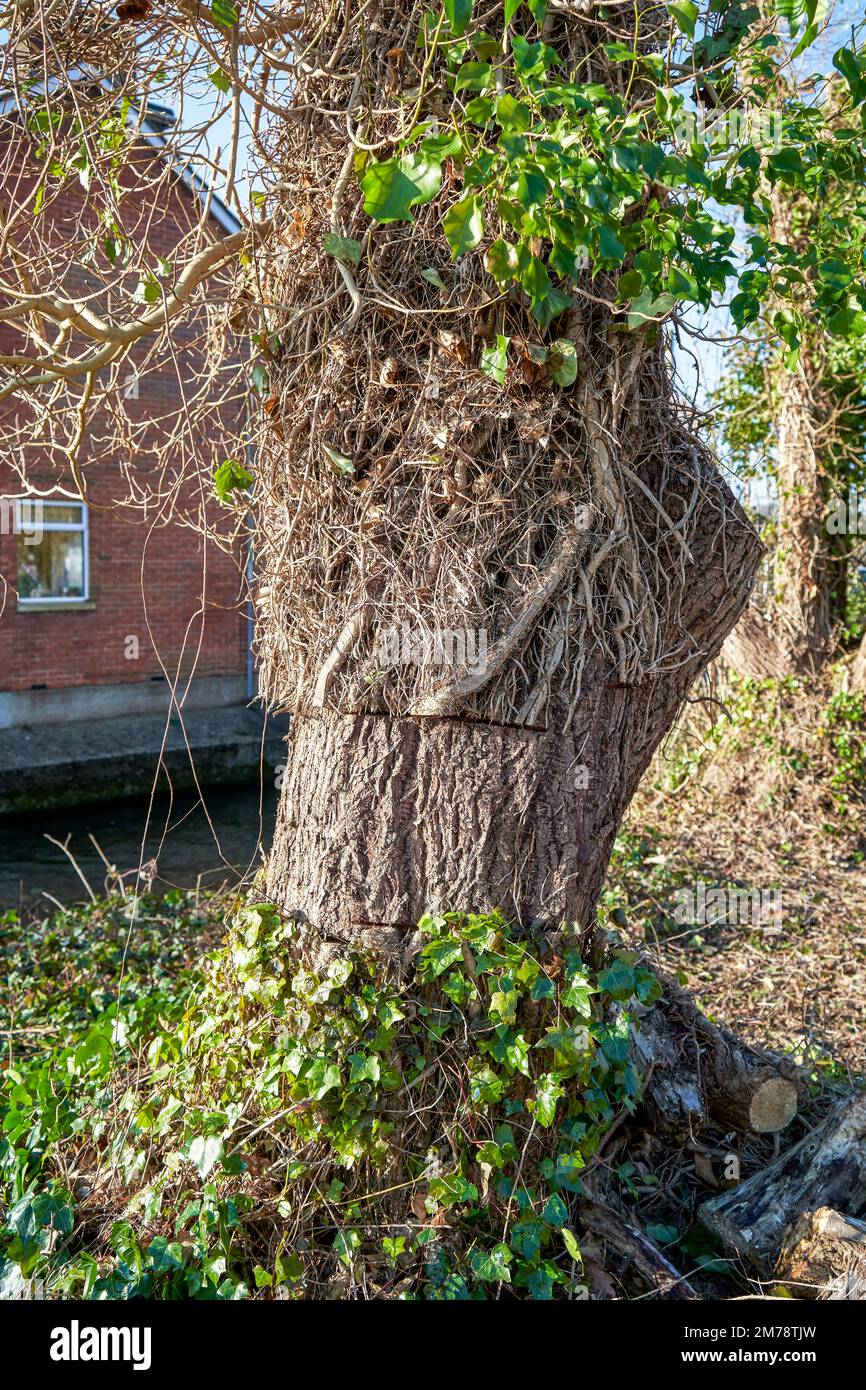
left=16, top=500, right=89, bottom=605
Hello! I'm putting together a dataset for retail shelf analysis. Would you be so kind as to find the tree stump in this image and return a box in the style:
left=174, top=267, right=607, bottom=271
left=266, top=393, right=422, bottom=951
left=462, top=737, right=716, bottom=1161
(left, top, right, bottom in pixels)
left=775, top=1208, right=866, bottom=1299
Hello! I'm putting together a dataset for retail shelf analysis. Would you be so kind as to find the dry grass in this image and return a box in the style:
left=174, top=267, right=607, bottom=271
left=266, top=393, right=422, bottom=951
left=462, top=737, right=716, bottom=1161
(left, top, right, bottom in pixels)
left=609, top=670, right=866, bottom=1082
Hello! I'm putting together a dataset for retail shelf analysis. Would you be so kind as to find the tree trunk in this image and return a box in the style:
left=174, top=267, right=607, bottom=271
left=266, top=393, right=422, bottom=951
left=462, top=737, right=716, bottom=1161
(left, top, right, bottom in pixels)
left=773, top=355, right=833, bottom=668
left=256, top=1, right=763, bottom=944
left=267, top=493, right=760, bottom=943
left=852, top=634, right=866, bottom=692
left=723, top=356, right=833, bottom=679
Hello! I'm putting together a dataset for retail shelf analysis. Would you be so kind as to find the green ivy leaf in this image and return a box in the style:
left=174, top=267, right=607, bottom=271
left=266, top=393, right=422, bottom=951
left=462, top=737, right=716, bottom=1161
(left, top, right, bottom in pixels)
left=516, top=168, right=548, bottom=208
left=249, top=361, right=270, bottom=394
left=603, top=41, right=640, bottom=63
left=468, top=1243, right=512, bottom=1282
left=453, top=61, right=492, bottom=92
left=541, top=1192, right=569, bottom=1228
left=730, top=292, right=760, bottom=330
left=444, top=0, right=474, bottom=36
left=562, top=1227, right=582, bottom=1261
left=188, top=1135, right=225, bottom=1178
left=597, top=958, right=637, bottom=1000
left=307, top=1058, right=342, bottom=1100
left=322, top=444, right=356, bottom=475
left=443, top=193, right=484, bottom=258
left=597, top=225, right=626, bottom=263
left=348, top=1053, right=381, bottom=1085
left=531, top=1072, right=564, bottom=1128
left=546, top=338, right=577, bottom=387
left=826, top=304, right=866, bottom=337
left=832, top=47, right=866, bottom=106
left=323, top=232, right=362, bottom=265
left=480, top=334, right=509, bottom=385
left=208, top=67, right=232, bottom=93
left=465, top=96, right=494, bottom=124
left=485, top=238, right=520, bottom=284
left=135, top=275, right=162, bottom=304
left=645, top=1223, right=680, bottom=1246
left=420, top=935, right=464, bottom=978
left=512, top=33, right=558, bottom=78
left=495, top=93, right=532, bottom=132
left=214, top=458, right=253, bottom=503
left=333, top=1229, right=361, bottom=1267
left=617, top=269, right=644, bottom=301
left=361, top=154, right=442, bottom=223
left=421, top=266, right=448, bottom=291
left=627, top=289, right=676, bottom=329
left=212, top=0, right=239, bottom=28
left=666, top=2, right=698, bottom=37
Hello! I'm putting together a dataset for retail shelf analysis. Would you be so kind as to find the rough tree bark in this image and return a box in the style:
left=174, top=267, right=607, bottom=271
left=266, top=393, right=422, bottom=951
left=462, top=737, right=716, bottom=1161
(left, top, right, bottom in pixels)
left=723, top=356, right=834, bottom=678
left=267, top=492, right=760, bottom=943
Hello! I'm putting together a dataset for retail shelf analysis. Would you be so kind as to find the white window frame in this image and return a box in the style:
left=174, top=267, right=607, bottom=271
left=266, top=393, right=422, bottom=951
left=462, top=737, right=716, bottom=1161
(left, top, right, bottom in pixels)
left=16, top=498, right=90, bottom=606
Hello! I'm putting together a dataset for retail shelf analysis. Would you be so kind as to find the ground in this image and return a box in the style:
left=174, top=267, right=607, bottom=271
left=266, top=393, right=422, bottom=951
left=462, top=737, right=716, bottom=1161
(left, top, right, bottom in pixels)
left=604, top=673, right=866, bottom=1083
left=0, top=671, right=863, bottom=1299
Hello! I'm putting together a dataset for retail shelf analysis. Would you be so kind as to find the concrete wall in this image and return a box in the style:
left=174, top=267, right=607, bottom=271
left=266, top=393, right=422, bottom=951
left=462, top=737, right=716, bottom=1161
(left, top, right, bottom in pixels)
left=0, top=674, right=247, bottom=728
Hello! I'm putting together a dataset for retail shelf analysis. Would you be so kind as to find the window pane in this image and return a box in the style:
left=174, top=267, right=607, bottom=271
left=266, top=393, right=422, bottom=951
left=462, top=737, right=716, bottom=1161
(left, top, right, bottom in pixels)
left=41, top=503, right=83, bottom=525
left=18, top=532, right=85, bottom=599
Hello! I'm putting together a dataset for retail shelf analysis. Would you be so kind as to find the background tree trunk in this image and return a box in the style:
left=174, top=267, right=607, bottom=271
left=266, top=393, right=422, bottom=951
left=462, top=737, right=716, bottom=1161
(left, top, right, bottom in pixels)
left=723, top=185, right=834, bottom=680
left=772, top=354, right=834, bottom=669
left=723, top=358, right=832, bottom=679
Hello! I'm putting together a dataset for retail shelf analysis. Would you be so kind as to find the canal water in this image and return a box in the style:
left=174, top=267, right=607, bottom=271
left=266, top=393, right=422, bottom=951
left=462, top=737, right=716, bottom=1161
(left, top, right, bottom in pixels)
left=0, top=784, right=279, bottom=913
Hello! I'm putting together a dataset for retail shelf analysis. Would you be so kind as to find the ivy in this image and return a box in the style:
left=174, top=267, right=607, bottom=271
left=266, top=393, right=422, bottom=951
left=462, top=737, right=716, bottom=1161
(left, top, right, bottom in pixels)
left=353, top=2, right=866, bottom=379
left=1, top=898, right=657, bottom=1300
left=213, top=457, right=253, bottom=503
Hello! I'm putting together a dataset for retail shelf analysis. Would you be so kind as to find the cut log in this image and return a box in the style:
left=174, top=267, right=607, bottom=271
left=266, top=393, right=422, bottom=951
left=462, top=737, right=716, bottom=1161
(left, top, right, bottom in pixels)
left=580, top=1200, right=698, bottom=1300
left=710, top=1066, right=798, bottom=1135
left=700, top=1090, right=866, bottom=1274
left=632, top=980, right=800, bottom=1141
left=775, top=1207, right=866, bottom=1300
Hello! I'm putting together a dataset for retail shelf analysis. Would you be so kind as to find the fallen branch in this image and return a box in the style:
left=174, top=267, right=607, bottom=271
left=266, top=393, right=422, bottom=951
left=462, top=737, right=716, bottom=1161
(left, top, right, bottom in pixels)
left=633, top=979, right=800, bottom=1141
left=580, top=1199, right=699, bottom=1300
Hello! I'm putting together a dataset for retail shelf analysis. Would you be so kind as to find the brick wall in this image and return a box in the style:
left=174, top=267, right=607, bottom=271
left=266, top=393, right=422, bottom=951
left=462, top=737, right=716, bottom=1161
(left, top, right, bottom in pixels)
left=0, top=117, right=249, bottom=702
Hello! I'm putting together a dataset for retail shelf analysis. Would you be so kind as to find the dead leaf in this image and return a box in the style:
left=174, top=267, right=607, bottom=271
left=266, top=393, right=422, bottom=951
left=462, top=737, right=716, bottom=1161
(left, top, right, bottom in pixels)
left=585, top=1258, right=617, bottom=1299
left=377, top=356, right=400, bottom=387
left=694, top=1151, right=719, bottom=1188
left=437, top=330, right=471, bottom=365
left=282, top=208, right=310, bottom=249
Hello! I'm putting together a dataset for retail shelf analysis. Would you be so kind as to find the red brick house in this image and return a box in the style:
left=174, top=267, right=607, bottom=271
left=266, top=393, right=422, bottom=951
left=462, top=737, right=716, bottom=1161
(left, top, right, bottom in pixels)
left=0, top=100, right=250, bottom=729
